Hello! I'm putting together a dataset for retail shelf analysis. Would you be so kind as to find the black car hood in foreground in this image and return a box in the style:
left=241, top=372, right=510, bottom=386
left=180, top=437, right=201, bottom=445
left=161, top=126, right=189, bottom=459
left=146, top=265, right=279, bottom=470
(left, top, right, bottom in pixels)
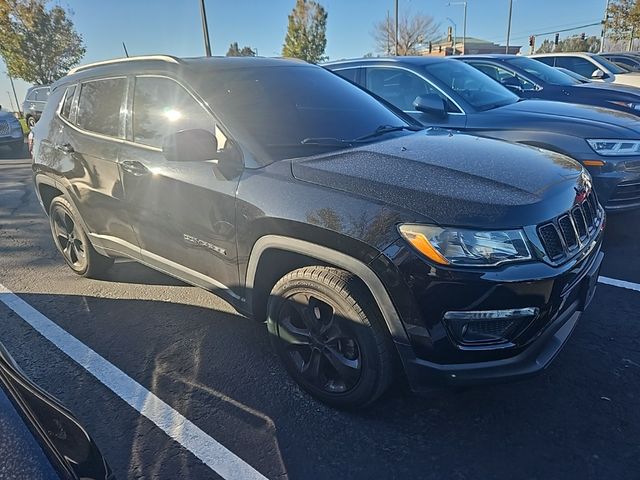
left=492, top=99, right=640, bottom=135
left=292, top=130, right=587, bottom=228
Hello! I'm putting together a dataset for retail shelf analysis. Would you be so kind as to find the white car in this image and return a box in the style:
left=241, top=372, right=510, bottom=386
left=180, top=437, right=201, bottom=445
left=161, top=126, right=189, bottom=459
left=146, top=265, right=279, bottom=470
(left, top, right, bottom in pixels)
left=531, top=52, right=640, bottom=87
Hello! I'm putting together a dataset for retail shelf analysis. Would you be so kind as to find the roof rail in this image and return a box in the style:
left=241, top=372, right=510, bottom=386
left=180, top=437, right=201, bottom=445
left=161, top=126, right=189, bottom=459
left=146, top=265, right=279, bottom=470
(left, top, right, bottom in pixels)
left=68, top=55, right=181, bottom=75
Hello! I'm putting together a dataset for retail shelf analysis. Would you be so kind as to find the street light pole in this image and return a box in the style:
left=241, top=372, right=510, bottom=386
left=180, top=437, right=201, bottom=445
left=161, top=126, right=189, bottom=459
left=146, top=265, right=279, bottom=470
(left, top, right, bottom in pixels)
left=446, top=17, right=457, bottom=55
left=199, top=0, right=212, bottom=57
left=505, top=0, right=513, bottom=54
left=394, top=0, right=399, bottom=56
left=448, top=2, right=467, bottom=55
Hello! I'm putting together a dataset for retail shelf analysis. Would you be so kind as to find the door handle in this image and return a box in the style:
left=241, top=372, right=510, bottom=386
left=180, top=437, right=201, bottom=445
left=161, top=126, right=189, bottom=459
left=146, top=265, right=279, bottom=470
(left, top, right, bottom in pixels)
left=54, top=143, right=74, bottom=154
left=120, top=160, right=150, bottom=176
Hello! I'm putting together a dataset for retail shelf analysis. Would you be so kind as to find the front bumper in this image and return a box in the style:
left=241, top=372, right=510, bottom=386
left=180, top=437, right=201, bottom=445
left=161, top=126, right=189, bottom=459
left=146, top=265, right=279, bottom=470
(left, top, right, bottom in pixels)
left=585, top=159, right=640, bottom=212
left=376, top=227, right=604, bottom=392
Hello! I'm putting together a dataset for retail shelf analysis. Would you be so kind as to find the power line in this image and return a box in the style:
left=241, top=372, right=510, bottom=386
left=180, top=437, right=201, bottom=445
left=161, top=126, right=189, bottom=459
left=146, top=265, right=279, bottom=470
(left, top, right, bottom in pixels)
left=533, top=21, right=602, bottom=37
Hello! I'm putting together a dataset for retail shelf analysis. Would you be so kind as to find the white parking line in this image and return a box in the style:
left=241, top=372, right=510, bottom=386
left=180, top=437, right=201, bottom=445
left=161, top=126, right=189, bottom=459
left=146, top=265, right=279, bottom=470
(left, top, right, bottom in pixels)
left=0, top=283, right=267, bottom=480
left=598, top=276, right=640, bottom=293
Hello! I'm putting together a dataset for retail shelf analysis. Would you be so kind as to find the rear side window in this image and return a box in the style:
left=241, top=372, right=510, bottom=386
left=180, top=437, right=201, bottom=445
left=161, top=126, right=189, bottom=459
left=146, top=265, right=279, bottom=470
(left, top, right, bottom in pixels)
left=334, top=68, right=358, bottom=83
left=132, top=76, right=214, bottom=148
left=35, top=88, right=49, bottom=102
left=534, top=57, right=556, bottom=67
left=60, top=85, right=76, bottom=120
left=76, top=78, right=126, bottom=138
left=555, top=57, right=597, bottom=78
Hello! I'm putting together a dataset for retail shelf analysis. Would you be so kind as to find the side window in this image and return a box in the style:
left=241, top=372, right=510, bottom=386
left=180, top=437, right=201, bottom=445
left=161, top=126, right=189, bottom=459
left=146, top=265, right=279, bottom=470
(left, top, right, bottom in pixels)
left=472, top=63, right=536, bottom=91
left=555, top=57, right=597, bottom=78
left=27, top=90, right=37, bottom=101
left=60, top=85, right=76, bottom=120
left=132, top=76, right=223, bottom=149
left=334, top=68, right=358, bottom=83
left=535, top=57, right=556, bottom=67
left=365, top=67, right=455, bottom=112
left=76, top=78, right=126, bottom=138
left=35, top=88, right=49, bottom=102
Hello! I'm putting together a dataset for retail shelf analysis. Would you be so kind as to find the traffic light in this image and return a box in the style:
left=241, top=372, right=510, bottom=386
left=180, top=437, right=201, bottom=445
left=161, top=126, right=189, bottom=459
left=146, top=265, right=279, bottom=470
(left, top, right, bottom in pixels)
left=447, top=26, right=453, bottom=42
left=580, top=32, right=586, bottom=40
left=554, top=33, right=560, bottom=45
left=529, top=35, right=535, bottom=47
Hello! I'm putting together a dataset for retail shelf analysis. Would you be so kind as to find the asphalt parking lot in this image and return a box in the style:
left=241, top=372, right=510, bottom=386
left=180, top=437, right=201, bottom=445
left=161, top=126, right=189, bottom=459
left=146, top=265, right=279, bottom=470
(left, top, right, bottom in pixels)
left=1, top=146, right=639, bottom=480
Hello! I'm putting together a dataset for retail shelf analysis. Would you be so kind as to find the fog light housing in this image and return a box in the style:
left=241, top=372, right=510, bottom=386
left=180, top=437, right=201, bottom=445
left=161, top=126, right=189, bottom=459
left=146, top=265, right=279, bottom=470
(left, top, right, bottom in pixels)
left=443, top=307, right=539, bottom=347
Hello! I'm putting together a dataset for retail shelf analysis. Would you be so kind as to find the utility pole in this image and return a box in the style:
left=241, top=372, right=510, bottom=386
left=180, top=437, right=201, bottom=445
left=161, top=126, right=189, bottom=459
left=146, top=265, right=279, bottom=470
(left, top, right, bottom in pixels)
left=447, top=18, right=457, bottom=55
left=122, top=42, right=130, bottom=58
left=629, top=25, right=635, bottom=51
left=395, top=0, right=399, bottom=56
left=505, top=0, right=513, bottom=54
left=199, top=0, right=212, bottom=57
left=599, top=0, right=610, bottom=53
left=386, top=10, right=391, bottom=55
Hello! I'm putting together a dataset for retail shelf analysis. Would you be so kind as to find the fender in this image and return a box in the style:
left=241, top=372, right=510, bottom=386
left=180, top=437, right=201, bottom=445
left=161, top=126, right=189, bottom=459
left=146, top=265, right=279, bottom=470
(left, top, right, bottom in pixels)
left=245, top=235, right=411, bottom=346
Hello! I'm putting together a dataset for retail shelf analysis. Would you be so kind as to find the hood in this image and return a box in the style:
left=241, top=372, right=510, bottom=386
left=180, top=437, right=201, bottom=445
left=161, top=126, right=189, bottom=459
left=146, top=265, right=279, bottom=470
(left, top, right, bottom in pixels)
left=577, top=81, right=640, bottom=98
left=612, top=72, right=640, bottom=87
left=291, top=130, right=589, bottom=228
left=493, top=99, right=640, bottom=135
left=0, top=109, right=14, bottom=120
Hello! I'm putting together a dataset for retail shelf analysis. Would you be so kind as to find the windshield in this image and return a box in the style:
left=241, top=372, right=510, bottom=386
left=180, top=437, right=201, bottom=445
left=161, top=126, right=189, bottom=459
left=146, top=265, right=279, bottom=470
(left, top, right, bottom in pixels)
left=507, top=56, right=580, bottom=86
left=592, top=54, right=629, bottom=74
left=424, top=60, right=519, bottom=111
left=199, top=65, right=411, bottom=163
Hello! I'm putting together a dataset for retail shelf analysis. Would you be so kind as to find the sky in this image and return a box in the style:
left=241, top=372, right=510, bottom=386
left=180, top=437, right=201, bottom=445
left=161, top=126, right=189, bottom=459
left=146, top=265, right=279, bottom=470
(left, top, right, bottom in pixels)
left=1, top=0, right=609, bottom=112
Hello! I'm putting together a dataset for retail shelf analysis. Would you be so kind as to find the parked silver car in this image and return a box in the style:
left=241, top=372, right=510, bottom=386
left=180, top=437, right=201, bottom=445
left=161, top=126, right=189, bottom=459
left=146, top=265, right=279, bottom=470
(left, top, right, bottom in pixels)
left=22, top=85, right=50, bottom=128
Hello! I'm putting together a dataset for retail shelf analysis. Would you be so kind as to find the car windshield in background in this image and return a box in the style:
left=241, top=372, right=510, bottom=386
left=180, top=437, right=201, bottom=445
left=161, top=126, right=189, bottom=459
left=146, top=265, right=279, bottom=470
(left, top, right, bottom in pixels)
left=425, top=60, right=519, bottom=112
left=200, top=65, right=411, bottom=162
left=507, top=56, right=580, bottom=86
left=592, top=54, right=630, bottom=74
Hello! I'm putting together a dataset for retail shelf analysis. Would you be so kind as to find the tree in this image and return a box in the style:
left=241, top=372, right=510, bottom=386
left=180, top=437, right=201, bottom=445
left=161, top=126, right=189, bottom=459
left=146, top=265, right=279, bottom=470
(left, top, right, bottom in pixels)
left=535, top=35, right=600, bottom=54
left=0, top=0, right=85, bottom=85
left=371, top=11, right=440, bottom=56
left=282, top=0, right=328, bottom=63
left=226, top=42, right=256, bottom=57
left=606, top=0, right=640, bottom=49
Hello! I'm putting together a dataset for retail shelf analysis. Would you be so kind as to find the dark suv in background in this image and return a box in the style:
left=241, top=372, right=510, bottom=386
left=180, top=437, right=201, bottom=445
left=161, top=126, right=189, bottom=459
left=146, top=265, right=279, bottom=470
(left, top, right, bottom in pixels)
left=31, top=55, right=604, bottom=408
left=22, top=85, right=50, bottom=128
left=326, top=57, right=640, bottom=212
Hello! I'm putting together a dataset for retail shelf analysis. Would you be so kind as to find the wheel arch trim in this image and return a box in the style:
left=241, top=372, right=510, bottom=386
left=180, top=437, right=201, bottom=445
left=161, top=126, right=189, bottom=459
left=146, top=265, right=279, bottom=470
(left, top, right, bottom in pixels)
left=245, top=235, right=410, bottom=345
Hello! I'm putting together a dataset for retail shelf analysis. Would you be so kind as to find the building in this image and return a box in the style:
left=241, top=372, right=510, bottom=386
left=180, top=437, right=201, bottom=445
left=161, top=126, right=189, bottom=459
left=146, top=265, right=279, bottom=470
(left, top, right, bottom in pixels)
left=419, top=37, right=521, bottom=56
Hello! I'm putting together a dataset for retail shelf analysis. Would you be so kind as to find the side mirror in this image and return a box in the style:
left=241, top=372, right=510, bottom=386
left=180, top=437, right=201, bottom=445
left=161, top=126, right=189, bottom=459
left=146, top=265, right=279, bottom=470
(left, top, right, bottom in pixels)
left=162, top=129, right=218, bottom=163
left=413, top=94, right=447, bottom=118
left=592, top=68, right=605, bottom=79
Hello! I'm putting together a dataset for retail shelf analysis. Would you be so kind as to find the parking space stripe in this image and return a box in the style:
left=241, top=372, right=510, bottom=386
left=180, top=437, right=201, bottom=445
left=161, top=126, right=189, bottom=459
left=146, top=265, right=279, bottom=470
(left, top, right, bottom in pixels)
left=0, top=283, right=268, bottom=480
left=598, top=276, right=640, bottom=293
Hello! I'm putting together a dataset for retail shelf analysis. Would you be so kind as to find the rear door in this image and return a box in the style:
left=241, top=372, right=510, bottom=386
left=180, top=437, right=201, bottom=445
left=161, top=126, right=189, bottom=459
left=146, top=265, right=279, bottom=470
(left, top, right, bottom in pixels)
left=55, top=77, right=140, bottom=256
left=119, top=75, right=241, bottom=292
left=555, top=56, right=601, bottom=80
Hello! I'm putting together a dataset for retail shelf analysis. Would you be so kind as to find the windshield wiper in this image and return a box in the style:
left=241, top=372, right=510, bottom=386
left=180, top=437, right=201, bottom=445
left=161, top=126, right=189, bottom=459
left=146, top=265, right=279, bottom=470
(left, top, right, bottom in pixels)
left=300, top=125, right=424, bottom=148
left=354, top=124, right=424, bottom=141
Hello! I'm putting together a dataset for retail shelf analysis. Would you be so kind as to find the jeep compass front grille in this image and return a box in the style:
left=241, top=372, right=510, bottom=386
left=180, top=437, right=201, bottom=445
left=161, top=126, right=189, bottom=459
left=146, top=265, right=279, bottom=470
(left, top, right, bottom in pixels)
left=537, top=190, right=602, bottom=262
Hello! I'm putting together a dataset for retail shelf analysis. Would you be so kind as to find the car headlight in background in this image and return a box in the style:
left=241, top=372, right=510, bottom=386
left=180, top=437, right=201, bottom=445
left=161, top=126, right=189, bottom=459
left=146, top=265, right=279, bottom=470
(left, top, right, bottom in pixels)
left=587, top=139, right=640, bottom=156
left=398, top=224, right=532, bottom=267
left=609, top=100, right=640, bottom=111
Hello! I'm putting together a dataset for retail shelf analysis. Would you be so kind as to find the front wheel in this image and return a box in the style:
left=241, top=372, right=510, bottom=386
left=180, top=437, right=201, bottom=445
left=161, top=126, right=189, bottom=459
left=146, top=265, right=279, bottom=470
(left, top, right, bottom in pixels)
left=268, top=266, right=395, bottom=409
left=49, top=197, right=113, bottom=278
left=27, top=116, right=36, bottom=128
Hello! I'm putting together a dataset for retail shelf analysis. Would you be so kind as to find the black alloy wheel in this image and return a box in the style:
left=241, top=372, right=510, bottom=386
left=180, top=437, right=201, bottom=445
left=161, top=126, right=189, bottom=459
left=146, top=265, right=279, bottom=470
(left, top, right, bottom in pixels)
left=48, top=197, right=113, bottom=277
left=268, top=266, right=394, bottom=409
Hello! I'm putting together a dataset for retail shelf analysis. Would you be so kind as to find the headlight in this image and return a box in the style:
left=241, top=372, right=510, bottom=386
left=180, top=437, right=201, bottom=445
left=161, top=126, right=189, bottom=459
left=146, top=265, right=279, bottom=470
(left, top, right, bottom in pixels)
left=587, top=139, right=640, bottom=156
left=398, top=224, right=532, bottom=267
left=609, top=100, right=640, bottom=111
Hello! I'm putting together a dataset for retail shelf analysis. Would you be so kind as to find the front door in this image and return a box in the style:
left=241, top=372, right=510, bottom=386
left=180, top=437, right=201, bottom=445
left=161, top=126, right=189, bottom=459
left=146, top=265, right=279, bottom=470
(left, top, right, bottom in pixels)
left=119, top=75, right=241, bottom=295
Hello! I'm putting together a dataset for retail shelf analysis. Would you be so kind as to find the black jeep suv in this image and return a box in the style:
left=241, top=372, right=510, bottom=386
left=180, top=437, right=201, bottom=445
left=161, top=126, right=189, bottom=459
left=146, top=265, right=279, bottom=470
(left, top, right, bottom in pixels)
left=31, top=56, right=604, bottom=408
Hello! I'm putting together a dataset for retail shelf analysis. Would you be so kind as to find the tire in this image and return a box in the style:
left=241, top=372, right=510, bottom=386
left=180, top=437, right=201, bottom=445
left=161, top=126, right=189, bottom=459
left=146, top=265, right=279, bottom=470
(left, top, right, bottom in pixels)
left=267, top=266, right=395, bottom=409
left=27, top=116, right=36, bottom=128
left=48, top=197, right=113, bottom=278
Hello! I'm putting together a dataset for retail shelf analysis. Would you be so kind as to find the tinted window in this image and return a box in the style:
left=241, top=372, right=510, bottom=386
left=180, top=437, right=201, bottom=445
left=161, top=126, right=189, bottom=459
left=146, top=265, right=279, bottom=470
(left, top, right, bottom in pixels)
left=555, top=57, right=599, bottom=78
left=424, top=60, right=519, bottom=111
left=534, top=57, right=556, bottom=67
left=133, top=77, right=216, bottom=148
left=76, top=78, right=126, bottom=137
left=199, top=65, right=410, bottom=162
left=507, top=56, right=579, bottom=86
left=334, top=68, right=358, bottom=83
left=365, top=67, right=457, bottom=112
left=60, top=85, right=76, bottom=120
left=591, top=54, right=628, bottom=74
left=470, top=63, right=537, bottom=91
left=34, top=88, right=49, bottom=102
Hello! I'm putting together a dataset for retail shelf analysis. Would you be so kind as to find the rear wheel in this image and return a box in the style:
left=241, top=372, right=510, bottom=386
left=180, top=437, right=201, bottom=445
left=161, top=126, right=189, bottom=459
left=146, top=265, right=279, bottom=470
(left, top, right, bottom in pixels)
left=27, top=116, right=36, bottom=128
left=49, top=197, right=113, bottom=278
left=268, top=266, right=395, bottom=409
